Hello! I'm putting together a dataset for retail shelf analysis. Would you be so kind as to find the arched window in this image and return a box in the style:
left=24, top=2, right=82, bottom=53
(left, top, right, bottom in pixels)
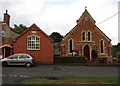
left=108, top=47, right=110, bottom=56
left=69, top=39, right=73, bottom=53
left=100, top=40, right=104, bottom=53
left=82, top=31, right=86, bottom=41
left=27, top=35, right=40, bottom=50
left=88, top=31, right=92, bottom=41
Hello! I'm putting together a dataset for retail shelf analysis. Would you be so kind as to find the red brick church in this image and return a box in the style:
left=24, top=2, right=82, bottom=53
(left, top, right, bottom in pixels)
left=60, top=9, right=112, bottom=62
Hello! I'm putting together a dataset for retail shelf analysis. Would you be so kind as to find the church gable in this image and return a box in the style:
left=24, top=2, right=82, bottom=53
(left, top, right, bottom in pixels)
left=62, top=9, right=96, bottom=41
left=77, top=9, right=96, bottom=24
left=62, top=9, right=111, bottom=42
left=60, top=9, right=112, bottom=62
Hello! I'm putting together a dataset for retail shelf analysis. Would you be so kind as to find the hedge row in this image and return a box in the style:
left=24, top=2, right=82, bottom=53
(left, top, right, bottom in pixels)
left=54, top=56, right=86, bottom=64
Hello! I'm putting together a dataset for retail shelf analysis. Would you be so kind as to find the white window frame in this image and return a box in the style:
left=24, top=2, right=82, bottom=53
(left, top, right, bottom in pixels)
left=27, top=35, right=40, bottom=50
left=100, top=39, right=104, bottom=54
left=87, top=31, right=92, bottom=42
left=68, top=38, right=74, bottom=54
left=81, top=30, right=86, bottom=42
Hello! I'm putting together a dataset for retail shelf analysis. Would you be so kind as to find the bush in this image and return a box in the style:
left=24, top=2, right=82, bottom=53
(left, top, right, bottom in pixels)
left=92, top=50, right=98, bottom=62
left=54, top=56, right=86, bottom=64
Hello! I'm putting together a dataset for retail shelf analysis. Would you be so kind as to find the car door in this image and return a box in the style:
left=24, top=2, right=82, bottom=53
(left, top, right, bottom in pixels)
left=8, top=54, right=19, bottom=65
left=18, top=55, right=26, bottom=65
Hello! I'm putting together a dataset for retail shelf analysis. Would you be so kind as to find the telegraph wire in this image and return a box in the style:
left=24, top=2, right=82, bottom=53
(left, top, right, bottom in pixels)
left=39, top=0, right=48, bottom=17
left=97, top=11, right=120, bottom=25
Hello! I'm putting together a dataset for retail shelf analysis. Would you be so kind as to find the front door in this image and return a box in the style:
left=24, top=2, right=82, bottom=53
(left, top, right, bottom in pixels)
left=2, top=47, right=12, bottom=58
left=84, top=45, right=90, bottom=61
left=5, top=47, right=11, bottom=57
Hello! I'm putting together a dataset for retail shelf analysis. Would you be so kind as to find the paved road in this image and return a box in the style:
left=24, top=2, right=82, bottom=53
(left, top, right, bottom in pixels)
left=2, top=65, right=119, bottom=84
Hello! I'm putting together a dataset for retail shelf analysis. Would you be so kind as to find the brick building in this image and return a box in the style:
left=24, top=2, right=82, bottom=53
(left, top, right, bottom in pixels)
left=0, top=10, right=18, bottom=58
left=0, top=10, right=54, bottom=64
left=13, top=24, right=54, bottom=64
left=60, top=9, right=112, bottom=62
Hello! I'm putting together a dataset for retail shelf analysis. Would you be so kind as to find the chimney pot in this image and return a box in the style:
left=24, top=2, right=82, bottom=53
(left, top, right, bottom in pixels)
left=6, top=10, right=8, bottom=14
left=3, top=10, right=10, bottom=26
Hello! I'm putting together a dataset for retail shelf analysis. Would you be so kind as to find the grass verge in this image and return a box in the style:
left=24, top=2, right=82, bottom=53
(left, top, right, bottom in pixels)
left=21, top=77, right=119, bottom=84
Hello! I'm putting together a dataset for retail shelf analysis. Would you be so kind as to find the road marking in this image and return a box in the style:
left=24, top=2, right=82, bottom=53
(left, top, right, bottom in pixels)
left=2, top=74, right=29, bottom=78
left=9, top=75, right=12, bottom=77
left=20, top=75, right=29, bottom=78
left=13, top=75, right=17, bottom=77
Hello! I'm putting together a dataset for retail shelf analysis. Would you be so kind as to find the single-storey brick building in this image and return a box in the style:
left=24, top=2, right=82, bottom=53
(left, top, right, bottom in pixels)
left=13, top=24, right=54, bottom=64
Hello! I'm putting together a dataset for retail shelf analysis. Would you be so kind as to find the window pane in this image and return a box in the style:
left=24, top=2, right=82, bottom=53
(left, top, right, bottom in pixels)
left=69, top=39, right=73, bottom=53
left=27, top=36, right=40, bottom=50
left=100, top=40, right=104, bottom=53
left=82, top=32, right=85, bottom=41
left=88, top=32, right=91, bottom=41
left=32, top=36, right=35, bottom=40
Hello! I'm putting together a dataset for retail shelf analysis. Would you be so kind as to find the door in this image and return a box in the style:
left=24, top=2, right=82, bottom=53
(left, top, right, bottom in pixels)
left=83, top=45, right=90, bottom=61
left=18, top=55, right=28, bottom=65
left=2, top=47, right=12, bottom=58
left=5, top=47, right=11, bottom=57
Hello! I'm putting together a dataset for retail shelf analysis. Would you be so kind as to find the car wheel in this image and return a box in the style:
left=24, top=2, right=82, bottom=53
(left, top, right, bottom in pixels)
left=2, top=62, right=8, bottom=67
left=26, top=63, right=31, bottom=68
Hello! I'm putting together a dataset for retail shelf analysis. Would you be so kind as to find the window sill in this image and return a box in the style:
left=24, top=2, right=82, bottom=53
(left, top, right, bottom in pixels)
left=27, top=49, right=40, bottom=51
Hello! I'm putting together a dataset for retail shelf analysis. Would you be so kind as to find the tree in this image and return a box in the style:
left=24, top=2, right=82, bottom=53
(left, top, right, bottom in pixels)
left=50, top=32, right=63, bottom=43
left=112, top=43, right=120, bottom=58
left=14, top=24, right=27, bottom=34
left=50, top=32, right=63, bottom=56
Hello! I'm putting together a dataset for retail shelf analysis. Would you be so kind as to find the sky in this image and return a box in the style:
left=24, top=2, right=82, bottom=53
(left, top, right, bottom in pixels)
left=0, top=0, right=119, bottom=45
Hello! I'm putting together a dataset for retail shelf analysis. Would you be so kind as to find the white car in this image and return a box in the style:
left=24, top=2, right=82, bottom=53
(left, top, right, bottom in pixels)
left=1, top=54, right=35, bottom=67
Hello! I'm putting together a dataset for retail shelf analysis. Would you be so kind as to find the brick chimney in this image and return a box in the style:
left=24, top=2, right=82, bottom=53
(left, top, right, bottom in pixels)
left=3, top=10, right=10, bottom=26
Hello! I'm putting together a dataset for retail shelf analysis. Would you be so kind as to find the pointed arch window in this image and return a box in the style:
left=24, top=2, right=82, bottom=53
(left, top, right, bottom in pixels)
left=82, top=31, right=86, bottom=41
left=88, top=31, right=92, bottom=41
left=100, top=40, right=104, bottom=53
left=69, top=39, right=74, bottom=53
left=27, top=35, right=40, bottom=50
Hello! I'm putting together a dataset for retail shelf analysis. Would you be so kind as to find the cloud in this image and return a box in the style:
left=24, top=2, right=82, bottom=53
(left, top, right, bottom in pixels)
left=0, top=0, right=119, bottom=45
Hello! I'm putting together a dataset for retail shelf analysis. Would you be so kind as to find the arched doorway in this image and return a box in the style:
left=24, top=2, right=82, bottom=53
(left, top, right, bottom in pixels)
left=1, top=45, right=12, bottom=58
left=83, top=45, right=90, bottom=61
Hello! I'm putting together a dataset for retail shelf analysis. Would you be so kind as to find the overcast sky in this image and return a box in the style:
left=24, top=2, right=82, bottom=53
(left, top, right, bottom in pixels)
left=0, top=0, right=119, bottom=45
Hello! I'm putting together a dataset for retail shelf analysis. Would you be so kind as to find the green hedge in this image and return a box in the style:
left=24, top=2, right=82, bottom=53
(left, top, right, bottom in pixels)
left=54, top=56, right=86, bottom=64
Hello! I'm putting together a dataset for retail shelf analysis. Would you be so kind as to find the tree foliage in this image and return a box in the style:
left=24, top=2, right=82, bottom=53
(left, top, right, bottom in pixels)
left=50, top=32, right=63, bottom=42
left=112, top=43, right=120, bottom=58
left=14, top=24, right=27, bottom=34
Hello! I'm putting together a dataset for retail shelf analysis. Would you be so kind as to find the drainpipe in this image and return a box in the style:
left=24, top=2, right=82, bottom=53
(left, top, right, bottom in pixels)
left=3, top=48, right=5, bottom=58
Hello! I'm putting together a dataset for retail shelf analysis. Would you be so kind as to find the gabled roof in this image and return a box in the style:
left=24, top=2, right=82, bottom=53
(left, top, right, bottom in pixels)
left=14, top=23, right=53, bottom=43
left=77, top=9, right=96, bottom=24
left=10, top=27, right=19, bottom=34
left=62, top=24, right=77, bottom=40
left=1, top=22, right=18, bottom=34
left=95, top=25, right=111, bottom=41
left=62, top=9, right=111, bottom=41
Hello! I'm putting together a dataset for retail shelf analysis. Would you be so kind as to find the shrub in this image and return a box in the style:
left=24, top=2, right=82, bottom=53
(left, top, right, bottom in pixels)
left=54, top=56, right=86, bottom=64
left=92, top=50, right=98, bottom=62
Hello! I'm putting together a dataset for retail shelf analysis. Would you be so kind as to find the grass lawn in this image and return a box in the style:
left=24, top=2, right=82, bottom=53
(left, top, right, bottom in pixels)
left=21, top=77, right=119, bottom=84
